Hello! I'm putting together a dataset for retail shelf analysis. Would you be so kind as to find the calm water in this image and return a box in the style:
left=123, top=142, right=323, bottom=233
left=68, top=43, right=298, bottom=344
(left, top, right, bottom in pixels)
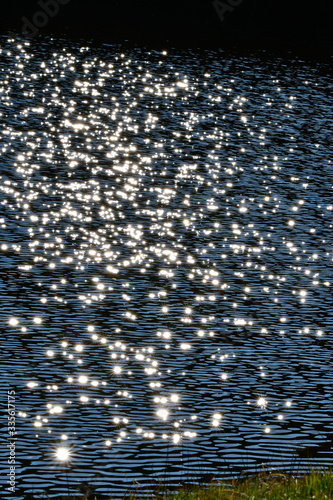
left=1, top=34, right=333, bottom=499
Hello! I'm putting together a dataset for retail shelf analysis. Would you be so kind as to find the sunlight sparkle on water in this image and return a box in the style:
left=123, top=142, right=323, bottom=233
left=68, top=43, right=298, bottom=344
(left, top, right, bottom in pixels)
left=9, top=317, right=19, bottom=326
left=2, top=39, right=333, bottom=491
left=55, top=447, right=70, bottom=462
left=257, top=397, right=267, bottom=408
left=173, top=433, right=181, bottom=444
left=156, top=409, right=169, bottom=421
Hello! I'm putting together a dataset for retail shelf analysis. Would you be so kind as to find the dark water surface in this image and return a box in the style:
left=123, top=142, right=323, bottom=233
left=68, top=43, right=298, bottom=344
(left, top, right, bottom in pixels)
left=1, top=34, right=333, bottom=498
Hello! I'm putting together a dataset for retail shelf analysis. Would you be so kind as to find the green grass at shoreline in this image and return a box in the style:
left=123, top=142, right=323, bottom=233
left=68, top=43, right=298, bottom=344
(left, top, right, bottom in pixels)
left=149, top=469, right=333, bottom=500
left=32, top=468, right=333, bottom=499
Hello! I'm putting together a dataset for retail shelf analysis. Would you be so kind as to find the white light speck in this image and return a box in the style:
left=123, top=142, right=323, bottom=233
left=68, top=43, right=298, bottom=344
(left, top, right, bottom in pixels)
left=257, top=397, right=267, bottom=408
left=173, top=433, right=181, bottom=444
left=156, top=409, right=169, bottom=421
left=55, top=447, right=70, bottom=461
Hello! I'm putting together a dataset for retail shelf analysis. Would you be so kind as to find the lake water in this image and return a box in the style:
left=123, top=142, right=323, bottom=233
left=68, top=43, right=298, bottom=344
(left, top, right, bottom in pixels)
left=1, top=34, right=333, bottom=499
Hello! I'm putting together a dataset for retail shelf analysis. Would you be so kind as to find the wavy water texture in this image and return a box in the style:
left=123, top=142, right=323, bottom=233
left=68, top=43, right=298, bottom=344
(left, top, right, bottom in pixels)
left=0, top=35, right=333, bottom=498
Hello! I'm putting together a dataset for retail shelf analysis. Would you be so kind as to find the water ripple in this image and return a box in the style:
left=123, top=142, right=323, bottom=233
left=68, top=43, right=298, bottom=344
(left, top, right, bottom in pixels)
left=1, top=34, right=333, bottom=498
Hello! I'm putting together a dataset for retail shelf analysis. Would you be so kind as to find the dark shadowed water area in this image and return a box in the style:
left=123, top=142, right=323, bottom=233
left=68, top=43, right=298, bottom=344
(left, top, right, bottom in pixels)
left=0, top=34, right=333, bottom=499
